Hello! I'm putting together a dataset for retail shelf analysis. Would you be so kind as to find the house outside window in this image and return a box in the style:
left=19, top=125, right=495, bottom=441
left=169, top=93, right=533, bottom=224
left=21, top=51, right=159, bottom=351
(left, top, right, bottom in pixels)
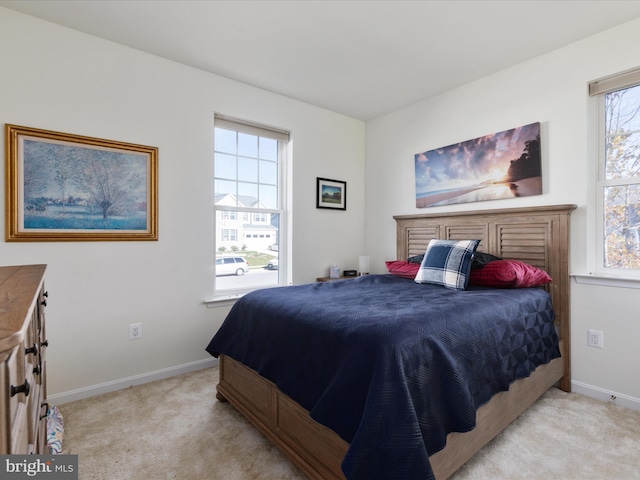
left=213, top=115, right=289, bottom=292
left=590, top=68, right=640, bottom=277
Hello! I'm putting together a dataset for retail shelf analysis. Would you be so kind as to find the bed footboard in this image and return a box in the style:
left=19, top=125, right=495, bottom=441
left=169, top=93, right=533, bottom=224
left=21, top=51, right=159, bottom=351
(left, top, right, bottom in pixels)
left=217, top=354, right=348, bottom=480
left=217, top=352, right=563, bottom=480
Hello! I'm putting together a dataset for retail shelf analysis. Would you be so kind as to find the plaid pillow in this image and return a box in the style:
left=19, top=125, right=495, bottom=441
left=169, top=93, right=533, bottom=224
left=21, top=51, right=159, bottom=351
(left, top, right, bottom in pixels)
left=414, top=239, right=480, bottom=290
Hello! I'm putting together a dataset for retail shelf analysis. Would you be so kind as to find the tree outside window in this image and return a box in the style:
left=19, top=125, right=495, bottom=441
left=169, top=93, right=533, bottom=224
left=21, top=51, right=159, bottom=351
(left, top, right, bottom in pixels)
left=602, top=83, right=640, bottom=269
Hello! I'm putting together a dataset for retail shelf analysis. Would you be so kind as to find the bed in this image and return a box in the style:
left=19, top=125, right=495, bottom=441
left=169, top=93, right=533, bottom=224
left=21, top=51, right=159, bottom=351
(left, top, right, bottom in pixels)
left=206, top=204, right=575, bottom=480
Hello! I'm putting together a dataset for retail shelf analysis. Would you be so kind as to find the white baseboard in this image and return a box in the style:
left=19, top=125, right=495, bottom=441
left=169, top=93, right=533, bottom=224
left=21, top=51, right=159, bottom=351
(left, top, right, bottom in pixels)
left=48, top=357, right=219, bottom=405
left=572, top=380, right=640, bottom=412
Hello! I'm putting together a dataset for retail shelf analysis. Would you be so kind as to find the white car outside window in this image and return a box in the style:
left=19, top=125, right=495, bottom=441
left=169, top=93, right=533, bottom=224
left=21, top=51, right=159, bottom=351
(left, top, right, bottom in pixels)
left=215, top=256, right=250, bottom=276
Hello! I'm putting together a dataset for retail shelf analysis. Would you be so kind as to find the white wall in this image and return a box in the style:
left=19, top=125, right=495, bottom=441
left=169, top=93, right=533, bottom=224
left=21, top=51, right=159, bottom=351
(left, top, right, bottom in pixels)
left=365, top=18, right=640, bottom=406
left=0, top=8, right=365, bottom=399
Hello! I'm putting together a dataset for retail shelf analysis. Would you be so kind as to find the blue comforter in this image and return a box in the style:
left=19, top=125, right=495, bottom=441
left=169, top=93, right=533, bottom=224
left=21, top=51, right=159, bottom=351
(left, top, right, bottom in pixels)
left=206, top=275, right=559, bottom=479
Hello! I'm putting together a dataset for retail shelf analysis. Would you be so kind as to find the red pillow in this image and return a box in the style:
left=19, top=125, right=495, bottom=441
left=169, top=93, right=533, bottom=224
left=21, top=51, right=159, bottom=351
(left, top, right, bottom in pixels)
left=385, top=260, right=420, bottom=279
left=469, top=259, right=551, bottom=288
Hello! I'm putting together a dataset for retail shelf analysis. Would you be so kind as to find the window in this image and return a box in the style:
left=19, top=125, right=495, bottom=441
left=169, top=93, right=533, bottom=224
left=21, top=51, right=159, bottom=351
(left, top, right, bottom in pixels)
left=254, top=212, right=268, bottom=223
left=222, top=211, right=237, bottom=220
left=213, top=115, right=289, bottom=292
left=221, top=229, right=237, bottom=242
left=590, top=68, right=640, bottom=276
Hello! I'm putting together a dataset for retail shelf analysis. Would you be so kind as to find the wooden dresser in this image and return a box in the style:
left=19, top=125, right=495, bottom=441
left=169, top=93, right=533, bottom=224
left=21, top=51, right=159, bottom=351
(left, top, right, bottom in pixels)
left=0, top=264, right=49, bottom=454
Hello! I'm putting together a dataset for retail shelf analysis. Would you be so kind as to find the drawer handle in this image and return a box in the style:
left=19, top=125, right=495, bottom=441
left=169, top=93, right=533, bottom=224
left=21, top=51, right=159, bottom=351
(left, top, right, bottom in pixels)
left=33, top=364, right=41, bottom=375
left=10, top=380, right=30, bottom=398
left=40, top=402, right=49, bottom=420
left=25, top=344, right=38, bottom=356
left=41, top=340, right=49, bottom=348
left=41, top=299, right=47, bottom=307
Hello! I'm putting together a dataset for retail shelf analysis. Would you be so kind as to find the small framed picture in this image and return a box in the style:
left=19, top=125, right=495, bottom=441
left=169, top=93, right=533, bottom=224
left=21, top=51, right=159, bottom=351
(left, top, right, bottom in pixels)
left=316, top=177, right=346, bottom=210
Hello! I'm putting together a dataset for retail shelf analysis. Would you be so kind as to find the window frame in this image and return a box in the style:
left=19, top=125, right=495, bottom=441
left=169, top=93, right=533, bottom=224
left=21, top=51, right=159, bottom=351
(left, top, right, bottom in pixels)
left=212, top=114, right=289, bottom=298
left=590, top=67, right=640, bottom=280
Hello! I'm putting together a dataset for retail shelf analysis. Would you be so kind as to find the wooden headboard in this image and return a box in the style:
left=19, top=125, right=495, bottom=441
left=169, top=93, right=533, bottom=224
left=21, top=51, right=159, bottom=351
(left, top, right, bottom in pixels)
left=394, top=204, right=576, bottom=391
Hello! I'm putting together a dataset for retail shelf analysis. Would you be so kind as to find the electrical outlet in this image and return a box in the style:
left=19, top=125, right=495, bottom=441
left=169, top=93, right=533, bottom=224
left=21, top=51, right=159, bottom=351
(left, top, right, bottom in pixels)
left=129, top=323, right=142, bottom=340
left=587, top=329, right=603, bottom=348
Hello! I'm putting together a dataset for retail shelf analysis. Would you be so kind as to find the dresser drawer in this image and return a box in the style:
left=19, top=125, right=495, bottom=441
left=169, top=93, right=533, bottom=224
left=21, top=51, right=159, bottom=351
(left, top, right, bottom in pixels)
left=0, top=351, right=9, bottom=452
left=2, top=348, right=30, bottom=454
left=5, top=348, right=26, bottom=432
left=10, top=402, right=29, bottom=454
left=27, top=381, right=41, bottom=445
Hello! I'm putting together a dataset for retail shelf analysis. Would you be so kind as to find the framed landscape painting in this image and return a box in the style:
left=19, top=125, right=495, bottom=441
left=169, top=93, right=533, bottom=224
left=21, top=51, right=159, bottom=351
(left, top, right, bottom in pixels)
left=5, top=124, right=158, bottom=241
left=414, top=122, right=542, bottom=208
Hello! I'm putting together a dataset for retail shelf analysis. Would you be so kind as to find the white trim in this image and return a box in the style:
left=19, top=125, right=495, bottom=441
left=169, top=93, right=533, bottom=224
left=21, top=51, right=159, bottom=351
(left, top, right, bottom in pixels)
left=572, top=380, right=640, bottom=412
left=572, top=273, right=640, bottom=289
left=204, top=294, right=244, bottom=307
left=48, top=358, right=218, bottom=405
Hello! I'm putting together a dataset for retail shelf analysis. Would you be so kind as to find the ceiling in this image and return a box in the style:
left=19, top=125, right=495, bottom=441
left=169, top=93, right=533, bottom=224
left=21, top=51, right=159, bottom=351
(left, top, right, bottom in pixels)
left=3, top=0, right=640, bottom=120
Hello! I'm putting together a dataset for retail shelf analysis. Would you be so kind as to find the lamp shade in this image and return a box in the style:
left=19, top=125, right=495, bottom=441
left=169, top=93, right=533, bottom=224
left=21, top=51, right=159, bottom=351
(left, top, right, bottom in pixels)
left=358, top=256, right=370, bottom=275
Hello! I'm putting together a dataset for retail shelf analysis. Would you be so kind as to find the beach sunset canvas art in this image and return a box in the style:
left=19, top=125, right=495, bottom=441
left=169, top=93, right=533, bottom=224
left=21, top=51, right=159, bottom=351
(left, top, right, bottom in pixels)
left=415, top=122, right=542, bottom=208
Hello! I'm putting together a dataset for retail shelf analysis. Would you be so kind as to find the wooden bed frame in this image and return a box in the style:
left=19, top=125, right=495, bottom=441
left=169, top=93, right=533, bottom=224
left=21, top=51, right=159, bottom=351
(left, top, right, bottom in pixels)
left=216, top=204, right=576, bottom=480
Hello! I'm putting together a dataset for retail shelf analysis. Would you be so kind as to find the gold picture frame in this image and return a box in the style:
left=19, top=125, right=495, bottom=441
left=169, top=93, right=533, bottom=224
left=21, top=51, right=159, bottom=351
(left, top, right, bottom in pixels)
left=5, top=124, right=158, bottom=241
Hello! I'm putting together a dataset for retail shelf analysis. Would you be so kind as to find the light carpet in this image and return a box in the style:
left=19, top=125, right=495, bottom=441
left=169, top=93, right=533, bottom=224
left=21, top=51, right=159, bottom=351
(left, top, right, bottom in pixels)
left=58, top=366, right=640, bottom=479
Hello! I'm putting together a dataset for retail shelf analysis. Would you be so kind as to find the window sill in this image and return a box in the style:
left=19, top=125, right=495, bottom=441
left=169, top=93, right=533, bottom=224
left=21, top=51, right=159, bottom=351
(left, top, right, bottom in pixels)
left=205, top=281, right=290, bottom=308
left=204, top=293, right=246, bottom=308
left=571, top=273, right=640, bottom=289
